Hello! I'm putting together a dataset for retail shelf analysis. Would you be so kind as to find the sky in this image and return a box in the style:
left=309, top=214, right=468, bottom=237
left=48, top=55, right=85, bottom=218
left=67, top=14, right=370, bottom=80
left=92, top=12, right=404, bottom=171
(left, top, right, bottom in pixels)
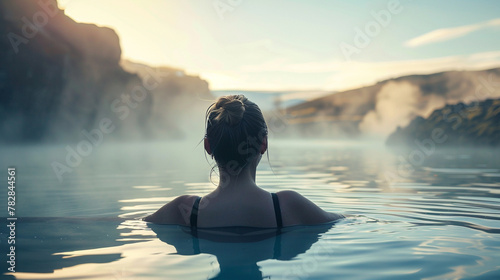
left=58, top=0, right=500, bottom=93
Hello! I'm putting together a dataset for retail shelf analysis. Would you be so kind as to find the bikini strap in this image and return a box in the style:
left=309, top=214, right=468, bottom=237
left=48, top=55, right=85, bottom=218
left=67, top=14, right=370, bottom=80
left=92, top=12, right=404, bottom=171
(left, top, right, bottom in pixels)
left=271, top=193, right=283, bottom=229
left=190, top=196, right=201, bottom=231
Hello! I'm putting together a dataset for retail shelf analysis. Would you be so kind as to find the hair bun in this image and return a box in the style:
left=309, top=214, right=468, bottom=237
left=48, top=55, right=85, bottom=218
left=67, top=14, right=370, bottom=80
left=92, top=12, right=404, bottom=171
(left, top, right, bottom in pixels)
left=214, top=95, right=246, bottom=126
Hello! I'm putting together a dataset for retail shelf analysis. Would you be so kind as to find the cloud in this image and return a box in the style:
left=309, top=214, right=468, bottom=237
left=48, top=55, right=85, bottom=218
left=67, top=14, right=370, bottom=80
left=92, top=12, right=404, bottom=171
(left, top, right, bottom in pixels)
left=323, top=50, right=500, bottom=91
left=405, top=18, right=500, bottom=47
left=222, top=50, right=500, bottom=92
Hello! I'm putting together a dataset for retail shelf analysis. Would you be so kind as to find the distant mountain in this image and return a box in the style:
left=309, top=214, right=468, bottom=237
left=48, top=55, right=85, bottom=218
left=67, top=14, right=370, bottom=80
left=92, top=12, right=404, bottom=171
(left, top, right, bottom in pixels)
left=283, top=68, right=500, bottom=138
left=0, top=0, right=211, bottom=143
left=386, top=99, right=500, bottom=147
left=211, top=90, right=330, bottom=112
left=120, top=60, right=212, bottom=139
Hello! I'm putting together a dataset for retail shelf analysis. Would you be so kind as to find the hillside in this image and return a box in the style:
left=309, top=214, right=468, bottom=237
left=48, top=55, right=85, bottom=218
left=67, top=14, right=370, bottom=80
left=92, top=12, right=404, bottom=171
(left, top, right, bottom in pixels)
left=283, top=68, right=500, bottom=137
left=0, top=0, right=212, bottom=143
left=386, top=99, right=500, bottom=147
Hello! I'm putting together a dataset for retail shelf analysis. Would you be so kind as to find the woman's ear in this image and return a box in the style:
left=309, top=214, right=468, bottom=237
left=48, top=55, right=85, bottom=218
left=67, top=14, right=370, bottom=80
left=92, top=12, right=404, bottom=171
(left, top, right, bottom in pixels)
left=260, top=136, right=268, bottom=154
left=204, top=137, right=212, bottom=155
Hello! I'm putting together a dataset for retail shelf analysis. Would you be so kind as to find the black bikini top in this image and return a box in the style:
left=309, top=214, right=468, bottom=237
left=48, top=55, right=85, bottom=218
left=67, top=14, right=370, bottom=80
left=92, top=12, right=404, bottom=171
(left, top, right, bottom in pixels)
left=189, top=192, right=283, bottom=231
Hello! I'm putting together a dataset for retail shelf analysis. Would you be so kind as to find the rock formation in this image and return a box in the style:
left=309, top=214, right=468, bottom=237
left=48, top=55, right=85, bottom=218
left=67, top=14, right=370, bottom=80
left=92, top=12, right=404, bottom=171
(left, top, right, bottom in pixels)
left=0, top=0, right=212, bottom=143
left=386, top=99, right=500, bottom=147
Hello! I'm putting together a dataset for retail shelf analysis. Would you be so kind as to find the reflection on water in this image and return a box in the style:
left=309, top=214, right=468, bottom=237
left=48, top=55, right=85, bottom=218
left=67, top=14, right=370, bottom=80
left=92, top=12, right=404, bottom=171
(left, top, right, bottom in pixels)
left=4, top=217, right=333, bottom=280
left=0, top=140, right=500, bottom=279
left=150, top=223, right=334, bottom=280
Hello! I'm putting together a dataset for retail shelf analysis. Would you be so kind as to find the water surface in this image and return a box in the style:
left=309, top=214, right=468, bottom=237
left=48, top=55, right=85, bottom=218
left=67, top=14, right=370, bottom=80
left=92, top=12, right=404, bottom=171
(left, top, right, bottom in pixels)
left=1, top=140, right=499, bottom=279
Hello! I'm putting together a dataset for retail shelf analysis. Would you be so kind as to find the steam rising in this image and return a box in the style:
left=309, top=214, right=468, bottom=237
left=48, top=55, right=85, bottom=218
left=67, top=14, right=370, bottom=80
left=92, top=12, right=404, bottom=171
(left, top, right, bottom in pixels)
left=359, top=81, right=446, bottom=136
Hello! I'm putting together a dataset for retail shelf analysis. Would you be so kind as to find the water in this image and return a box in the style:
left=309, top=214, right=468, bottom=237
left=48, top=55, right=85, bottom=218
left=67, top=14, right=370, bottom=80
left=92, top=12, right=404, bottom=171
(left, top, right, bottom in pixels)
left=1, top=140, right=500, bottom=279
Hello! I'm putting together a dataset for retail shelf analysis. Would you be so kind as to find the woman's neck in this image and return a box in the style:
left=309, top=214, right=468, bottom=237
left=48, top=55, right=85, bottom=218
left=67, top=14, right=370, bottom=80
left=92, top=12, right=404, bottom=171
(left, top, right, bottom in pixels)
left=216, top=164, right=258, bottom=192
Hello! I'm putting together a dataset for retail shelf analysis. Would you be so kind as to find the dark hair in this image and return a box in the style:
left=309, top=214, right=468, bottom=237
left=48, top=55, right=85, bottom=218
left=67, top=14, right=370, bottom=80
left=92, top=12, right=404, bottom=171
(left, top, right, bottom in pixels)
left=205, top=95, right=268, bottom=175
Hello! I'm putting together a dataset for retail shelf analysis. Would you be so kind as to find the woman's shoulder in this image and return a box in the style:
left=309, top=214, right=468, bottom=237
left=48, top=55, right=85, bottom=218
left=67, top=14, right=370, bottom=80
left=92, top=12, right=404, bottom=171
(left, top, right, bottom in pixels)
left=275, top=190, right=315, bottom=208
left=143, top=195, right=199, bottom=225
left=275, top=190, right=304, bottom=200
left=275, top=190, right=343, bottom=226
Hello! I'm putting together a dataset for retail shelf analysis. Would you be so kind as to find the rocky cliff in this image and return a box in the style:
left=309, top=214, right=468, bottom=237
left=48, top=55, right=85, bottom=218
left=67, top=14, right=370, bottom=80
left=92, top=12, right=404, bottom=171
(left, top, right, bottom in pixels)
left=0, top=0, right=212, bottom=143
left=386, top=99, right=500, bottom=147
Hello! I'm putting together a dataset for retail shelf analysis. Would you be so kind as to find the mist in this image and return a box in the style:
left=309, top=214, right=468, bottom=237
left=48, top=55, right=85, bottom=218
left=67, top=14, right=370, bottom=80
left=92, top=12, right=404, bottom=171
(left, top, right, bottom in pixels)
left=359, top=81, right=447, bottom=136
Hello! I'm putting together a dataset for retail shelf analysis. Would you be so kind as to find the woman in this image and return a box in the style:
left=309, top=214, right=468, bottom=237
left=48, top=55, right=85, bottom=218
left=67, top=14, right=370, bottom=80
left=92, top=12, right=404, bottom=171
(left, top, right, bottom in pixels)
left=144, top=95, right=343, bottom=229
